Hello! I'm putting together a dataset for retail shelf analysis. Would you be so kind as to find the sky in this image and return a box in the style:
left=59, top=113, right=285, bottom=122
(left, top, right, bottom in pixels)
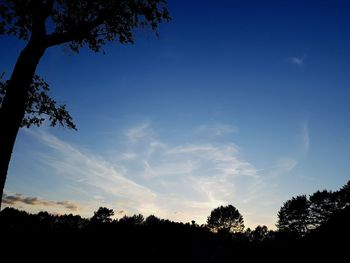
left=1, top=0, right=350, bottom=229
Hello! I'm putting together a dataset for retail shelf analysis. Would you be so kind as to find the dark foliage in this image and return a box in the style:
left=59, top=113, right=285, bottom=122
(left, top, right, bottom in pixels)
left=309, top=190, right=337, bottom=228
left=207, top=204, right=244, bottom=234
left=90, top=206, right=114, bottom=224
left=276, top=180, right=350, bottom=237
left=0, top=73, right=76, bottom=129
left=0, top=0, right=171, bottom=52
left=1, top=180, right=349, bottom=261
left=276, top=195, right=310, bottom=235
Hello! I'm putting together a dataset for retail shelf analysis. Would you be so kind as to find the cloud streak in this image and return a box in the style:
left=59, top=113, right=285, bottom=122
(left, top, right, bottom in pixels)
left=22, top=125, right=261, bottom=224
left=289, top=55, right=305, bottom=66
left=3, top=193, right=78, bottom=211
left=125, top=122, right=151, bottom=143
left=300, top=122, right=310, bottom=155
left=18, top=120, right=304, bottom=228
left=28, top=129, right=157, bottom=212
left=195, top=123, right=238, bottom=137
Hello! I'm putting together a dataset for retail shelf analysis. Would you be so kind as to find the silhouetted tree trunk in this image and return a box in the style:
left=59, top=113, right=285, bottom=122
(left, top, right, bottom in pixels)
left=0, top=11, right=47, bottom=208
left=0, top=0, right=170, bottom=208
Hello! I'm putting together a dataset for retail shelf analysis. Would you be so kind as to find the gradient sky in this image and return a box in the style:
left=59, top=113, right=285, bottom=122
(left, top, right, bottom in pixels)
left=1, top=0, right=350, bottom=228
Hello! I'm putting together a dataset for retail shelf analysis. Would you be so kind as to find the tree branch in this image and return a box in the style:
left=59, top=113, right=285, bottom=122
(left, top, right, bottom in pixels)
left=45, top=29, right=83, bottom=47
left=44, top=10, right=108, bottom=48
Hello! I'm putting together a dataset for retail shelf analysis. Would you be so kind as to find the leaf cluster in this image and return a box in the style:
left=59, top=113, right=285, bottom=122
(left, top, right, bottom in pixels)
left=0, top=73, right=76, bottom=130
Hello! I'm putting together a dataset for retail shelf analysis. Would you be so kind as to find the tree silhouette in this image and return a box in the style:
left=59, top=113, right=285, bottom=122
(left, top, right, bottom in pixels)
left=276, top=195, right=310, bottom=236
left=1, top=180, right=350, bottom=261
left=0, top=74, right=76, bottom=129
left=57, top=213, right=87, bottom=230
left=0, top=0, right=170, bottom=207
left=251, top=225, right=269, bottom=242
left=337, top=180, right=350, bottom=209
left=145, top=214, right=162, bottom=226
left=207, top=205, right=244, bottom=234
left=91, top=207, right=114, bottom=224
left=119, top=214, right=144, bottom=226
left=276, top=181, right=350, bottom=236
left=309, top=190, right=337, bottom=228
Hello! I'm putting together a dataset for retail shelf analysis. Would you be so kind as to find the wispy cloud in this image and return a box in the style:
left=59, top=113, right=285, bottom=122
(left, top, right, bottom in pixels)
left=125, top=122, right=151, bottom=143
left=300, top=122, right=310, bottom=155
left=27, top=129, right=158, bottom=215
left=121, top=152, right=138, bottom=160
left=166, top=144, right=256, bottom=178
left=195, top=123, right=238, bottom=137
left=22, top=124, right=264, bottom=225
left=268, top=157, right=298, bottom=178
left=260, top=121, right=310, bottom=177
left=118, top=124, right=260, bottom=223
left=3, top=193, right=78, bottom=211
left=289, top=55, right=305, bottom=66
left=18, top=120, right=309, bottom=228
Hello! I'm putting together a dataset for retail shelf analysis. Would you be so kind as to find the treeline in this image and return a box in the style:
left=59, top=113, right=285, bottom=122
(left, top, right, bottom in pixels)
left=0, top=180, right=349, bottom=261
left=277, top=180, right=350, bottom=236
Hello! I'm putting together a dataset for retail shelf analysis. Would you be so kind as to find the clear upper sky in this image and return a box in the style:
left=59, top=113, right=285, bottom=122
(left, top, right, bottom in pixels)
left=1, top=0, right=350, bottom=228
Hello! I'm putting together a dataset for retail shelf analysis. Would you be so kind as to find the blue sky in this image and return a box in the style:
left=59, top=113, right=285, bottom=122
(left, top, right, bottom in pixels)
left=1, top=0, right=350, bottom=228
